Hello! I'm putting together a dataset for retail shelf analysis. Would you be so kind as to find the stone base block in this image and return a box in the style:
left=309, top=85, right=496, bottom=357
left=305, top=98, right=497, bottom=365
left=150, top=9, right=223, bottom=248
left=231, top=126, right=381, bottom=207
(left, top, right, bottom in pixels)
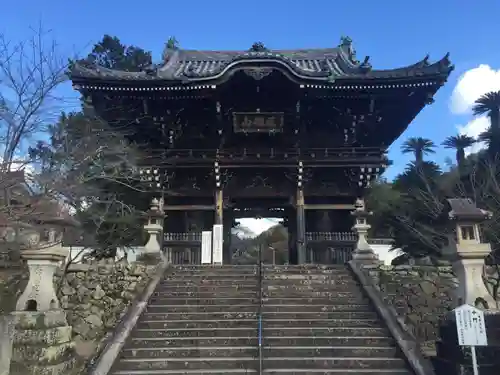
left=10, top=356, right=77, bottom=375
left=352, top=250, right=380, bottom=264
left=9, top=310, right=77, bottom=375
left=10, top=310, right=68, bottom=330
left=13, top=324, right=72, bottom=346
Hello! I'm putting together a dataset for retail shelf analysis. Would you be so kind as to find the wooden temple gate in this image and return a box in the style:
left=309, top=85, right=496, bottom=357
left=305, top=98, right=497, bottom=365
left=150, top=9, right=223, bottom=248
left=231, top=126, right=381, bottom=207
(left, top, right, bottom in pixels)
left=69, top=38, right=452, bottom=267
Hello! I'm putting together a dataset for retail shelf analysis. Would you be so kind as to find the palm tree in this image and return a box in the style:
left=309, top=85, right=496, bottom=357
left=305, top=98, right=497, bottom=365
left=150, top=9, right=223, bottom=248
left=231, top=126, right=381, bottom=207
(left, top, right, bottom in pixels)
left=401, top=137, right=436, bottom=164
left=441, top=134, right=475, bottom=167
left=472, top=91, right=500, bottom=129
left=473, top=91, right=500, bottom=156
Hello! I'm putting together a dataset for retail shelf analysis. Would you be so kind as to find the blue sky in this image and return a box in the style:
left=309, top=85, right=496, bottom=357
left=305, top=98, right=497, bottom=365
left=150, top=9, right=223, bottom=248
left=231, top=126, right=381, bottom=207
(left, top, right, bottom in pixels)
left=3, top=0, right=500, bottom=233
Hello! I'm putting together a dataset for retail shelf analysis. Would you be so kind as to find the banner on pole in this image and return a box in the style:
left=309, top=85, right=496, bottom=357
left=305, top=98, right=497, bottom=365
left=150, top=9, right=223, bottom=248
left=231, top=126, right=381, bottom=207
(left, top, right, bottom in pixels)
left=201, top=231, right=212, bottom=264
left=212, top=224, right=223, bottom=264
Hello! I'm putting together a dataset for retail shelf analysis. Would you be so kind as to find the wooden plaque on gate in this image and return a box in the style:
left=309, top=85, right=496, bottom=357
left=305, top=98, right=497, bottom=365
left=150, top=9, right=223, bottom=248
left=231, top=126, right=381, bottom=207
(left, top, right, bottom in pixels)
left=233, top=112, right=284, bottom=133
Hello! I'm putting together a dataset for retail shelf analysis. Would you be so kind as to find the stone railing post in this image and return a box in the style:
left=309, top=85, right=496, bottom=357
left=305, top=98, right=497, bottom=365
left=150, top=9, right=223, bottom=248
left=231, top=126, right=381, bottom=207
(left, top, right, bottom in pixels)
left=0, top=315, right=14, bottom=375
left=350, top=198, right=379, bottom=263
left=142, top=197, right=165, bottom=263
left=445, top=198, right=497, bottom=309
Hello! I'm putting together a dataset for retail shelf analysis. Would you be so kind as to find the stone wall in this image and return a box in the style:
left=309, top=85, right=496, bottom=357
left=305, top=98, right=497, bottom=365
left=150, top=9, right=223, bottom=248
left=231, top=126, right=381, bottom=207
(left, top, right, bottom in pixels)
left=56, top=261, right=157, bottom=361
left=362, top=264, right=499, bottom=354
left=0, top=260, right=158, bottom=371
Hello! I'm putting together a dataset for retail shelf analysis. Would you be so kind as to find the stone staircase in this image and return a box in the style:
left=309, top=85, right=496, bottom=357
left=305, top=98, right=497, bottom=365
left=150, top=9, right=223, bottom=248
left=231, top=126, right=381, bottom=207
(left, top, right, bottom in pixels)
left=110, top=265, right=260, bottom=374
left=261, top=264, right=414, bottom=374
left=108, top=264, right=415, bottom=374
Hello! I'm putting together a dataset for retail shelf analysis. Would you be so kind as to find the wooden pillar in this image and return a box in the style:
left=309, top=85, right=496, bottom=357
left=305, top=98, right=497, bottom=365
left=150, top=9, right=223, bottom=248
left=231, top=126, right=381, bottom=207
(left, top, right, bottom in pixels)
left=296, top=161, right=306, bottom=264
left=215, top=189, right=223, bottom=225
left=296, top=188, right=306, bottom=264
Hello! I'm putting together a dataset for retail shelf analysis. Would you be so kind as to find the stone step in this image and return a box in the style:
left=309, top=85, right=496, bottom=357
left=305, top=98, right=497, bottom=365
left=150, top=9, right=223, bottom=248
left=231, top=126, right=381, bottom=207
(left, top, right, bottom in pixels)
left=136, top=319, right=257, bottom=330
left=263, top=290, right=361, bottom=298
left=121, top=346, right=257, bottom=359
left=264, top=336, right=396, bottom=347
left=139, top=311, right=381, bottom=321
left=152, top=291, right=258, bottom=298
left=158, top=280, right=258, bottom=287
left=261, top=280, right=359, bottom=286
left=149, top=297, right=258, bottom=305
left=132, top=326, right=389, bottom=339
left=260, top=284, right=363, bottom=292
left=141, top=311, right=258, bottom=321
left=113, top=356, right=257, bottom=371
left=261, top=297, right=369, bottom=304
left=131, top=327, right=258, bottom=338
left=145, top=304, right=258, bottom=313
left=166, top=273, right=258, bottom=278
left=136, top=318, right=380, bottom=330
left=261, top=311, right=379, bottom=320
left=168, top=265, right=257, bottom=271
left=119, top=346, right=399, bottom=360
left=261, top=304, right=372, bottom=313
left=263, top=318, right=382, bottom=329
left=263, top=266, right=351, bottom=274
left=263, top=327, right=389, bottom=337
left=163, top=275, right=258, bottom=281
left=262, top=346, right=399, bottom=358
left=112, top=370, right=259, bottom=374
left=126, top=337, right=258, bottom=349
left=264, top=274, right=354, bottom=280
left=262, top=371, right=412, bottom=375
left=262, top=357, right=407, bottom=370
left=155, top=284, right=260, bottom=295
left=125, top=336, right=394, bottom=349
left=113, top=357, right=406, bottom=372
left=111, top=370, right=412, bottom=374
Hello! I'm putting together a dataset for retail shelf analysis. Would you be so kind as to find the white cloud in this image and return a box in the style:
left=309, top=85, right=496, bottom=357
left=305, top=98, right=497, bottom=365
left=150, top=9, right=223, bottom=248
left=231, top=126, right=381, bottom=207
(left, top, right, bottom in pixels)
left=450, top=64, right=500, bottom=114
left=449, top=64, right=500, bottom=155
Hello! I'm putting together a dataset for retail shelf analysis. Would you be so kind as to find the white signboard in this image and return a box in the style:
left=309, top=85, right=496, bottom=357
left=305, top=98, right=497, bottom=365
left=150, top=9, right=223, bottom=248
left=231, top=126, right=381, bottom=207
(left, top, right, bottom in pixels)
left=212, top=224, right=223, bottom=265
left=454, top=304, right=488, bottom=347
left=201, top=231, right=212, bottom=264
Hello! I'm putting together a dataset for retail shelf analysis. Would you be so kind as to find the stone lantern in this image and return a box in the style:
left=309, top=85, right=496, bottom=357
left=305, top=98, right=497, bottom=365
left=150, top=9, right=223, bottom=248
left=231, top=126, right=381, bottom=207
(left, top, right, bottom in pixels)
left=350, top=198, right=379, bottom=263
left=445, top=198, right=496, bottom=309
left=142, top=197, right=165, bottom=261
left=9, top=203, right=78, bottom=374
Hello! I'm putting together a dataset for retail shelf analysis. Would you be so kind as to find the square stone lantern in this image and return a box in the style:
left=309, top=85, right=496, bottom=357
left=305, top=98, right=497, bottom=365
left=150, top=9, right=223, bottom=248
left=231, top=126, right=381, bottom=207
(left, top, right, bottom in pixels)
left=141, top=197, right=165, bottom=261
left=445, top=198, right=496, bottom=309
left=9, top=202, right=78, bottom=375
left=350, top=198, right=379, bottom=263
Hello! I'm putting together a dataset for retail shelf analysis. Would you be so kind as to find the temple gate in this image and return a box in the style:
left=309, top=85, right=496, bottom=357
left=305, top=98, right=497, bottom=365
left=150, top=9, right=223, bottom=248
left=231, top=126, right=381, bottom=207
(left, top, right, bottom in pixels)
left=69, top=38, right=452, bottom=264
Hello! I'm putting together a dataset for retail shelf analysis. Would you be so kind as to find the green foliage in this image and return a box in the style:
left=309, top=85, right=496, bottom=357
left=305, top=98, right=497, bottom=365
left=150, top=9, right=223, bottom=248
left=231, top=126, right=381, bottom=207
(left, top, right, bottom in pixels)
left=30, top=35, right=155, bottom=259
left=74, top=35, right=152, bottom=71
left=372, top=90, right=500, bottom=265
left=400, top=137, right=436, bottom=164
left=441, top=134, right=475, bottom=167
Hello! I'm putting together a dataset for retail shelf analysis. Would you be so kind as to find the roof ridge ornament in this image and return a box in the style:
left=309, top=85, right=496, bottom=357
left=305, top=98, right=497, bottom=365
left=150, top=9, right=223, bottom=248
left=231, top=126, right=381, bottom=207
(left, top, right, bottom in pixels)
left=248, top=42, right=269, bottom=53
left=339, top=36, right=358, bottom=63
left=423, top=54, right=430, bottom=66
left=360, top=56, right=372, bottom=73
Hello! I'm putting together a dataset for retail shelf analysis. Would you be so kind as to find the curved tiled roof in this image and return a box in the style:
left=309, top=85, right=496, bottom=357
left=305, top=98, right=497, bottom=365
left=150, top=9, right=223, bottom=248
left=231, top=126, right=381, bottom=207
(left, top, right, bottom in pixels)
left=70, top=41, right=453, bottom=84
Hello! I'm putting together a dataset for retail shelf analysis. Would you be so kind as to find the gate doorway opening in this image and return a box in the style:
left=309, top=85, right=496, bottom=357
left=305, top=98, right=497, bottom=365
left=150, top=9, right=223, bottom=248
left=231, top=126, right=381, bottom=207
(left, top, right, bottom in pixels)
left=231, top=217, right=289, bottom=265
